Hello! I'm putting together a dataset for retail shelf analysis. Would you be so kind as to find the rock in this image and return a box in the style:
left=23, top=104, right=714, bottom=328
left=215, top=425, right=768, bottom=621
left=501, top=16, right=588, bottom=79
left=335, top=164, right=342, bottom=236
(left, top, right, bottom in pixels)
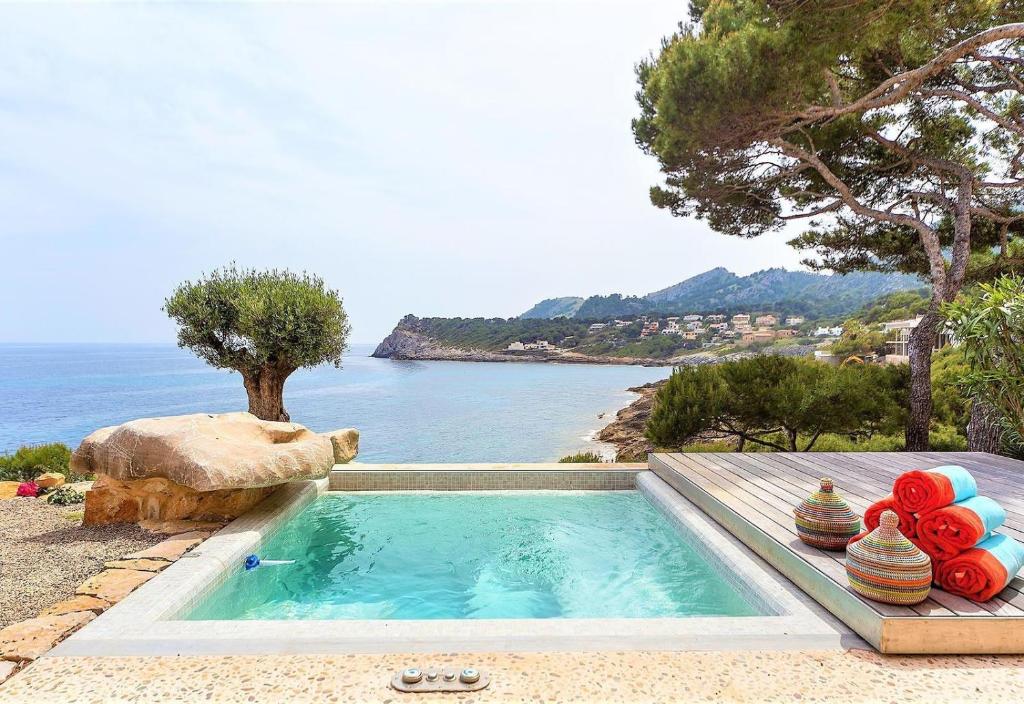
left=34, top=472, right=65, bottom=489
left=72, top=412, right=353, bottom=525
left=0, top=612, right=95, bottom=662
left=0, top=660, right=17, bottom=683
left=138, top=518, right=224, bottom=535
left=39, top=595, right=111, bottom=617
left=71, top=412, right=336, bottom=491
left=0, top=481, right=20, bottom=500
left=83, top=475, right=276, bottom=525
left=123, top=531, right=209, bottom=561
left=327, top=429, right=359, bottom=464
left=104, top=558, right=171, bottom=572
left=75, top=569, right=155, bottom=604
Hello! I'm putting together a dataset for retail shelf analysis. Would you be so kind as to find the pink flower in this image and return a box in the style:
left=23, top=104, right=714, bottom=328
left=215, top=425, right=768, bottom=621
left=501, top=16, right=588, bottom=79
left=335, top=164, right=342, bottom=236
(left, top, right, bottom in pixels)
left=16, top=481, right=40, bottom=498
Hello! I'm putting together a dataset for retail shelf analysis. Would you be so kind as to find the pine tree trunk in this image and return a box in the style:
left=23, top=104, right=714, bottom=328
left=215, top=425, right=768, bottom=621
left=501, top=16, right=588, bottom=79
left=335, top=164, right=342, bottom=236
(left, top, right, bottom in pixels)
left=967, top=399, right=1003, bottom=454
left=242, top=366, right=292, bottom=422
left=905, top=312, right=939, bottom=452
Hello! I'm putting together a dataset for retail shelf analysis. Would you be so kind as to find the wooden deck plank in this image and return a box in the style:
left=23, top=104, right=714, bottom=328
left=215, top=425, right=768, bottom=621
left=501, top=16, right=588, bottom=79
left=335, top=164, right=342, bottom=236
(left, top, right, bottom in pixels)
left=649, top=451, right=1024, bottom=654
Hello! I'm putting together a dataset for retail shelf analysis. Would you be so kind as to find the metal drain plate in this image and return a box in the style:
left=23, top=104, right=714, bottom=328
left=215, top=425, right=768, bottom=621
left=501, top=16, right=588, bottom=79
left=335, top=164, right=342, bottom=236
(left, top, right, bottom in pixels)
left=391, top=667, right=490, bottom=693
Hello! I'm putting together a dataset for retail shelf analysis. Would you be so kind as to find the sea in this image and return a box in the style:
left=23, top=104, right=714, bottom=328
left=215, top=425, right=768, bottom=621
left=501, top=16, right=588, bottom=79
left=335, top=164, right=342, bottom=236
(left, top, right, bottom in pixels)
left=0, top=343, right=671, bottom=462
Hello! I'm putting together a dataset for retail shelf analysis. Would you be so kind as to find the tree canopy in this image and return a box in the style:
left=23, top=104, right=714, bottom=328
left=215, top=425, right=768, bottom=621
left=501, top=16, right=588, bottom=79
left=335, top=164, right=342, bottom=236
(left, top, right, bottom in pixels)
left=646, top=356, right=906, bottom=452
left=164, top=264, right=350, bottom=421
left=633, top=1, right=1024, bottom=450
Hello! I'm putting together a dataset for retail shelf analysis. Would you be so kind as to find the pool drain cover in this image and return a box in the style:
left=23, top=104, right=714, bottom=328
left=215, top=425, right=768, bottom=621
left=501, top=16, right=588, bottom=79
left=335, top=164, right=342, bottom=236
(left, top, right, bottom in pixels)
left=391, top=667, right=490, bottom=692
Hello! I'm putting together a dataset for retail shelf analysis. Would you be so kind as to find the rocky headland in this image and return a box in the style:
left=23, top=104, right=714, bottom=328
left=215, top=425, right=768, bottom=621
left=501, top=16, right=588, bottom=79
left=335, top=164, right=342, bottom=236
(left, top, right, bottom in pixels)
left=372, top=324, right=714, bottom=367
left=596, top=381, right=665, bottom=461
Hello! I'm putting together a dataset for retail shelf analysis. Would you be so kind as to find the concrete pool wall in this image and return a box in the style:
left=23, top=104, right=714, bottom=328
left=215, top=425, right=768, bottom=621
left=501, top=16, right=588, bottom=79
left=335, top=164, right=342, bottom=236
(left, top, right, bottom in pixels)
left=51, top=464, right=858, bottom=657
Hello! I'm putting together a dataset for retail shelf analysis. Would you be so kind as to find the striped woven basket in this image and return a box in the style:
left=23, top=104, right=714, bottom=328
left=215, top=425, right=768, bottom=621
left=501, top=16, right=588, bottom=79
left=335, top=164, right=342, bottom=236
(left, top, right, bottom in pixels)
left=846, top=509, right=932, bottom=605
left=793, top=478, right=861, bottom=551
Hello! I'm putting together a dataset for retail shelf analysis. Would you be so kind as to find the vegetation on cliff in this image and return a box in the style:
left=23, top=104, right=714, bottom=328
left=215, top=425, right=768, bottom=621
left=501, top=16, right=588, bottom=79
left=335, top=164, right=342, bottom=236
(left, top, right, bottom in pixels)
left=520, top=267, right=921, bottom=320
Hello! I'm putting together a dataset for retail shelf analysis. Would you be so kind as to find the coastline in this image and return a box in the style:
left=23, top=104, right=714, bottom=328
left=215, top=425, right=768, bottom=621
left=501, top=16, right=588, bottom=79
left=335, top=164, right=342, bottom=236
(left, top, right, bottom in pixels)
left=595, top=381, right=666, bottom=461
left=371, top=329, right=717, bottom=367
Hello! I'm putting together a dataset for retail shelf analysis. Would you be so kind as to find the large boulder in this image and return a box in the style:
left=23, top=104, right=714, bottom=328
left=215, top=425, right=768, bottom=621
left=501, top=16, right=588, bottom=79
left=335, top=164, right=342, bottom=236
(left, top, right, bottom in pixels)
left=72, top=412, right=358, bottom=525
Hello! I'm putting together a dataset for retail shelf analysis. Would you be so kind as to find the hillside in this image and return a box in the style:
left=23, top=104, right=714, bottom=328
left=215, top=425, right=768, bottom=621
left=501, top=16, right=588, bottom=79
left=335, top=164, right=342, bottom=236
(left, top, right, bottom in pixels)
left=520, top=296, right=585, bottom=319
left=521, top=268, right=922, bottom=320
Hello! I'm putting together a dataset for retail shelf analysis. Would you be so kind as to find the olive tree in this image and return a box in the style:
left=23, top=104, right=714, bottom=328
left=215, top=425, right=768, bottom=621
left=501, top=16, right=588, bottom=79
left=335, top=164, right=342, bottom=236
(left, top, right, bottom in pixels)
left=164, top=265, right=350, bottom=422
left=943, top=275, right=1024, bottom=453
left=633, top=1, right=1024, bottom=449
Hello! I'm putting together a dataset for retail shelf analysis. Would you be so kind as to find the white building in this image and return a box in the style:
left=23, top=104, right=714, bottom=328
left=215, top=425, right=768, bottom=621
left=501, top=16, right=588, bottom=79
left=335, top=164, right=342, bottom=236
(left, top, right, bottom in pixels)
left=588, top=323, right=607, bottom=332
left=506, top=341, right=526, bottom=351
left=706, top=314, right=726, bottom=323
left=785, top=316, right=805, bottom=326
left=731, top=314, right=751, bottom=330
left=682, top=314, right=703, bottom=322
left=813, top=326, right=844, bottom=337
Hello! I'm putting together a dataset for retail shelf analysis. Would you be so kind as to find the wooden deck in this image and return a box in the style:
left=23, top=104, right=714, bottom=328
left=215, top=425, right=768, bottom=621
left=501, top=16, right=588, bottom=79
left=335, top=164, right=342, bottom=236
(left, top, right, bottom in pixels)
left=650, top=451, right=1024, bottom=654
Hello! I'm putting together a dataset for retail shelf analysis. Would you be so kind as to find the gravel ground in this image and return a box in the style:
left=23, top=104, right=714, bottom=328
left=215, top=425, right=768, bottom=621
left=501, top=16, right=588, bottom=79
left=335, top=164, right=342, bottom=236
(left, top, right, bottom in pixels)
left=0, top=498, right=163, bottom=628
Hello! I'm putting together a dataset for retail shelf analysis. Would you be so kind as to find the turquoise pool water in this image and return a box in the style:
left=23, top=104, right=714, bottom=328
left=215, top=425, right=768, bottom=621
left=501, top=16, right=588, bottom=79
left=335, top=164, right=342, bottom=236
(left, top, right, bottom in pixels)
left=184, top=492, right=761, bottom=620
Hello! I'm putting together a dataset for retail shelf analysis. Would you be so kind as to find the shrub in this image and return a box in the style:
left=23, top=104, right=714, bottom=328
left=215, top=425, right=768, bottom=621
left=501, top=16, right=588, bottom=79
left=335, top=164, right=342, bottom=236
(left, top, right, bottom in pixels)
left=0, top=443, right=72, bottom=482
left=558, top=451, right=605, bottom=463
left=48, top=485, right=86, bottom=506
left=16, top=481, right=40, bottom=497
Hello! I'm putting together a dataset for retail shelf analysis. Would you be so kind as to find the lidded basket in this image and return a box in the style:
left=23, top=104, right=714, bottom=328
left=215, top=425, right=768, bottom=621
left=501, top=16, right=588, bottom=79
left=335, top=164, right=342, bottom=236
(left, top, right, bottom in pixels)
left=845, top=510, right=932, bottom=605
left=793, top=478, right=861, bottom=551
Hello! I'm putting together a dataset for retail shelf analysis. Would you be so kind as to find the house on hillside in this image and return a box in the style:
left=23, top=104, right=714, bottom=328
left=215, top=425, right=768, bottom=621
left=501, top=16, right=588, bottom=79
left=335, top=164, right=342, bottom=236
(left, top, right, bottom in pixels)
left=755, top=314, right=778, bottom=327
left=740, top=330, right=775, bottom=345
left=706, top=314, right=726, bottom=323
left=683, top=314, right=703, bottom=322
left=785, top=316, right=805, bottom=325
left=813, top=326, right=844, bottom=337
left=507, top=341, right=526, bottom=351
left=588, top=323, right=607, bottom=332
left=731, top=314, right=751, bottom=330
left=882, top=317, right=953, bottom=364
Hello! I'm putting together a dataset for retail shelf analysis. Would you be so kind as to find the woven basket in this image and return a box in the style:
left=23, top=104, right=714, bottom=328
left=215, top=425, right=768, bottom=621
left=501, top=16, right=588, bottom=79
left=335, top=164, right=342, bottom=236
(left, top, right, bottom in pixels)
left=846, top=509, right=932, bottom=605
left=793, top=478, right=861, bottom=551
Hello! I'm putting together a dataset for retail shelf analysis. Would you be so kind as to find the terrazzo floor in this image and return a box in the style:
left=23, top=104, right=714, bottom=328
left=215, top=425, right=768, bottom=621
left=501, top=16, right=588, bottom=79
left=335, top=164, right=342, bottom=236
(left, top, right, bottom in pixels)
left=3, top=648, right=1023, bottom=703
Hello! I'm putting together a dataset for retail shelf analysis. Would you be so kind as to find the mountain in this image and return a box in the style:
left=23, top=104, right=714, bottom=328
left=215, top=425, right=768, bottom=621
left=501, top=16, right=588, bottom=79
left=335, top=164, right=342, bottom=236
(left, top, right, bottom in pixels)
left=520, top=296, right=585, bottom=319
left=519, top=268, right=923, bottom=320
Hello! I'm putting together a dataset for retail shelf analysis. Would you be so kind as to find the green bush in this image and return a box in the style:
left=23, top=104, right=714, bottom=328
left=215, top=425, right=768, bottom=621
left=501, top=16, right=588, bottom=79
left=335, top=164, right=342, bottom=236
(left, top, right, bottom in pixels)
left=48, top=485, right=85, bottom=506
left=558, top=451, right=605, bottom=463
left=0, top=443, right=73, bottom=482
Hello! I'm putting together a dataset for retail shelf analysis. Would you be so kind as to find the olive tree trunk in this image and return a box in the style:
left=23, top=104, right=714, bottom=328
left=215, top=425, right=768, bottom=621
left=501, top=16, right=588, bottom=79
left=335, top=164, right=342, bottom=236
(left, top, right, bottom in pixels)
left=967, top=399, right=1003, bottom=454
left=905, top=311, right=940, bottom=452
left=242, top=366, right=293, bottom=422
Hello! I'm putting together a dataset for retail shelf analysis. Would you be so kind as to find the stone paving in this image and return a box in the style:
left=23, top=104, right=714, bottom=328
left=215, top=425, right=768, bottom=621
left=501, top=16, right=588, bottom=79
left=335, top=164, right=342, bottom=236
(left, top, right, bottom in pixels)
left=1, top=648, right=1022, bottom=703
left=0, top=519, right=218, bottom=683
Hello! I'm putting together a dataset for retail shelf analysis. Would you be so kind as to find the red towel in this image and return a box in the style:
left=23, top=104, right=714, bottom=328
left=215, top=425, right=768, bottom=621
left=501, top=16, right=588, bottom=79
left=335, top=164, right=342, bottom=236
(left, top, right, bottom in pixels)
left=934, top=535, right=1021, bottom=602
left=892, top=466, right=975, bottom=514
left=916, top=497, right=1006, bottom=561
left=864, top=495, right=917, bottom=538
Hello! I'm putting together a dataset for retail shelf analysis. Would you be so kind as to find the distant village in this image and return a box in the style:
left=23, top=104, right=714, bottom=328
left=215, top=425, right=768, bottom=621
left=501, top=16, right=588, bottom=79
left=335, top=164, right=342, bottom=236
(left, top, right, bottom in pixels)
left=505, top=311, right=943, bottom=364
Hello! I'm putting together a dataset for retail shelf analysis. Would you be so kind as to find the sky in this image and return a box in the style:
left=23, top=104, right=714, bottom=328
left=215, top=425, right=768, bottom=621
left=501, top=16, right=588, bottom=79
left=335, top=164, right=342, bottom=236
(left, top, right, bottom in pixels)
left=0, top=1, right=807, bottom=344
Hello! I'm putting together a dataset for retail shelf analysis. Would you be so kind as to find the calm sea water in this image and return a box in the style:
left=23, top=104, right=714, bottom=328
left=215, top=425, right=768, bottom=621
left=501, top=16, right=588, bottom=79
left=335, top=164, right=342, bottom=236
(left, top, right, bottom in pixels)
left=184, top=492, right=759, bottom=619
left=0, top=343, right=669, bottom=461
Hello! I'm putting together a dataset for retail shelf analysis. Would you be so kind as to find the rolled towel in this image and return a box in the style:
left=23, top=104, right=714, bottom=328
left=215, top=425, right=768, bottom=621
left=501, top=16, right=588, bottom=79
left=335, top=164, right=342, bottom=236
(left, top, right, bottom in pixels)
left=864, top=495, right=918, bottom=538
left=892, top=465, right=976, bottom=515
left=916, top=496, right=1007, bottom=561
left=935, top=533, right=1024, bottom=602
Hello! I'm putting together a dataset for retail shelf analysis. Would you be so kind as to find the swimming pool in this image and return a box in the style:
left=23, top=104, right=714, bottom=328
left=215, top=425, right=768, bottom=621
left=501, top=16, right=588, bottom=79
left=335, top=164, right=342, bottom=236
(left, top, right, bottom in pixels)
left=185, top=491, right=760, bottom=620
